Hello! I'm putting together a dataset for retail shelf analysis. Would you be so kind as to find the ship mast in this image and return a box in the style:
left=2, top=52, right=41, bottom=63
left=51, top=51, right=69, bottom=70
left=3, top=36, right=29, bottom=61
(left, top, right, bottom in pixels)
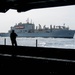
left=26, top=18, right=29, bottom=23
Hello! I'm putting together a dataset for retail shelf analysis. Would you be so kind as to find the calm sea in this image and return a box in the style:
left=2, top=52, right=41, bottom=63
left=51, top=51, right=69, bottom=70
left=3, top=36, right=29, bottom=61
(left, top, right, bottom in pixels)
left=0, top=37, right=75, bottom=49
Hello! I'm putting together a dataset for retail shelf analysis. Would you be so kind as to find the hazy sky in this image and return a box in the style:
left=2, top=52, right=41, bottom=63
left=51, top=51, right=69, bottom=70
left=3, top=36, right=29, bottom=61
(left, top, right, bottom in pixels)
left=0, top=5, right=75, bottom=33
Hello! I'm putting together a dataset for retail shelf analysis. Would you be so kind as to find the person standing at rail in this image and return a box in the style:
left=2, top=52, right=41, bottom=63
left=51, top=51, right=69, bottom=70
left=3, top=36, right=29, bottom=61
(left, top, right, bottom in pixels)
left=10, top=30, right=18, bottom=46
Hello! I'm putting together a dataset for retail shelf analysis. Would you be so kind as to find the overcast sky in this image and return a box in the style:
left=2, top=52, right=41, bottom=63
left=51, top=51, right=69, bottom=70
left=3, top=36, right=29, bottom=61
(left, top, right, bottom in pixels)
left=0, top=5, right=75, bottom=33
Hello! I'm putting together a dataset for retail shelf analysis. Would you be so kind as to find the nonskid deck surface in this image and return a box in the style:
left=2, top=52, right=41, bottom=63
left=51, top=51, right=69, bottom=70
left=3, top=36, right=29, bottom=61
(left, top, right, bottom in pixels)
left=0, top=45, right=75, bottom=74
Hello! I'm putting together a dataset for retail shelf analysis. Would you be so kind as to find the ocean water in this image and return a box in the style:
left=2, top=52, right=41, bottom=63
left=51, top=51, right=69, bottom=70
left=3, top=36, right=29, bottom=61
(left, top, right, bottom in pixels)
left=0, top=37, right=75, bottom=49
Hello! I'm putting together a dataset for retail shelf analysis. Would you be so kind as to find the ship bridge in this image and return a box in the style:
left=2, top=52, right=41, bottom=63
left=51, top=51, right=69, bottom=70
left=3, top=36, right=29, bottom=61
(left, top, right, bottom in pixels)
left=10, top=22, right=35, bottom=33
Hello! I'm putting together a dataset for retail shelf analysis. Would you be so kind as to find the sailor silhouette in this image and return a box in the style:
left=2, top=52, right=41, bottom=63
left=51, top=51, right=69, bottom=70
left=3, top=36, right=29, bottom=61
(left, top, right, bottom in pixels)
left=10, top=30, right=18, bottom=46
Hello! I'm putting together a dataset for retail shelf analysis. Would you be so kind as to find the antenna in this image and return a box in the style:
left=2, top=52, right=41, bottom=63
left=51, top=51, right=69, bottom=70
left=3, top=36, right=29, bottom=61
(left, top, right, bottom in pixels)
left=31, top=19, right=32, bottom=24
left=26, top=18, right=29, bottom=23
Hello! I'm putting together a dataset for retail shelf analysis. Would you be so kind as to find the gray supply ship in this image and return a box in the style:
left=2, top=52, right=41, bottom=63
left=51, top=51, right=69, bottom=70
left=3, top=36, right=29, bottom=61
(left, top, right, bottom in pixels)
left=0, top=21, right=75, bottom=38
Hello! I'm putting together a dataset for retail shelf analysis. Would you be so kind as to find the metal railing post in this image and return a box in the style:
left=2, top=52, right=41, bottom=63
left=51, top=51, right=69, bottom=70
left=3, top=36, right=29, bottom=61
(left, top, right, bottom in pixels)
left=36, top=39, right=38, bottom=47
left=4, top=38, right=6, bottom=45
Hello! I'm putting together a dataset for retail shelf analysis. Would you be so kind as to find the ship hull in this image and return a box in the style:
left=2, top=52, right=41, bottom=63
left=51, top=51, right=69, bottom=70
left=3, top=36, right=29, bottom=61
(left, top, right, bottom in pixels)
left=0, top=29, right=75, bottom=38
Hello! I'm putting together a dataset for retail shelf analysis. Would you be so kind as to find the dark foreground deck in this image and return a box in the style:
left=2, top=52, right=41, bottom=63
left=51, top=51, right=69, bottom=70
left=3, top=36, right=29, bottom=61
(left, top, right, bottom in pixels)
left=0, top=45, right=75, bottom=74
